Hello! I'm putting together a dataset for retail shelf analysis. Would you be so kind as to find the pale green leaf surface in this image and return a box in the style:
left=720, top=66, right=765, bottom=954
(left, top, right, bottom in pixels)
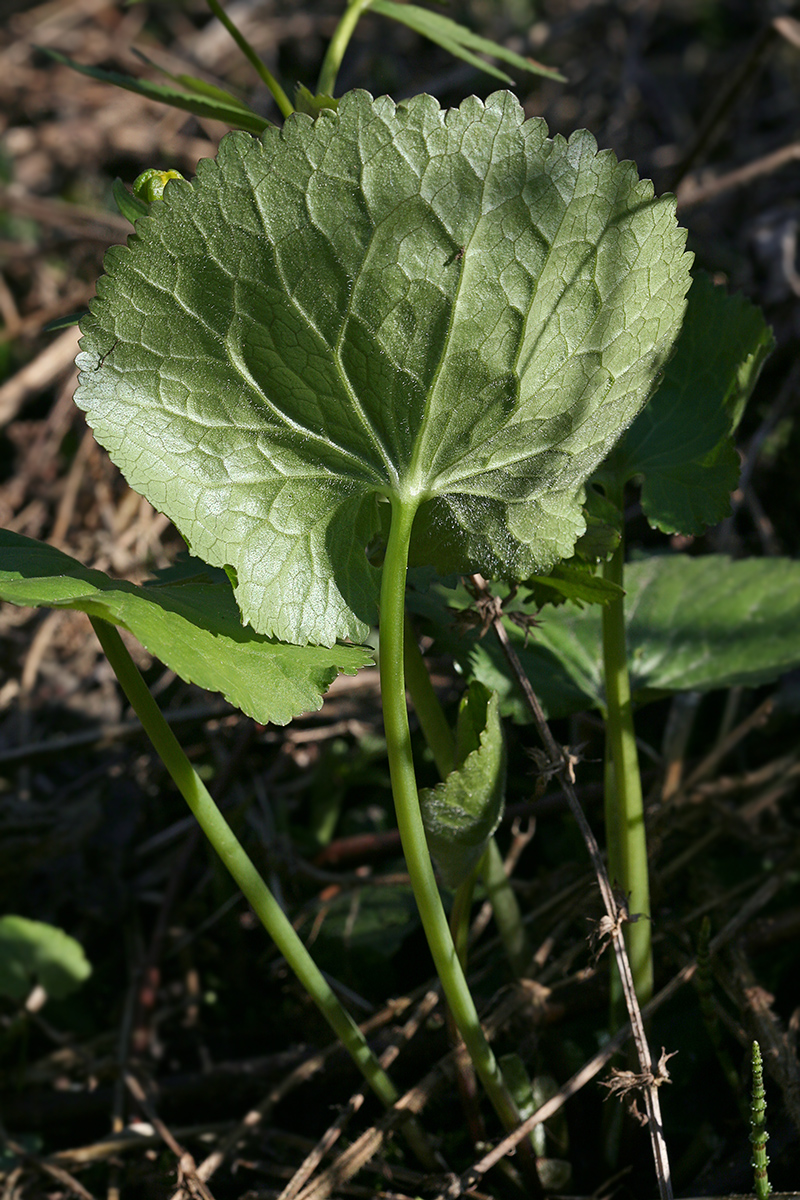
left=420, top=682, right=506, bottom=888
left=0, top=916, right=91, bottom=1002
left=0, top=531, right=371, bottom=726
left=415, top=555, right=800, bottom=720
left=598, top=273, right=774, bottom=534
left=76, top=90, right=691, bottom=646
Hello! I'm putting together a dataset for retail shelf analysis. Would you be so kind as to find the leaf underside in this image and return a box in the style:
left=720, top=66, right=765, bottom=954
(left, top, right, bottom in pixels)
left=76, top=89, right=691, bottom=646
left=0, top=531, right=372, bottom=726
left=419, top=555, right=800, bottom=720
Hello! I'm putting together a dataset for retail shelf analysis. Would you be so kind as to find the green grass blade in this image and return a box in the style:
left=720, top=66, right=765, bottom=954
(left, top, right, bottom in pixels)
left=41, top=47, right=270, bottom=134
left=370, top=0, right=565, bottom=82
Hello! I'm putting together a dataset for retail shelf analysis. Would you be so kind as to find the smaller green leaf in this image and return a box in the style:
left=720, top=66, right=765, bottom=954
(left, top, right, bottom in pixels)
left=0, top=532, right=372, bottom=726
left=294, top=84, right=338, bottom=118
left=41, top=48, right=270, bottom=134
left=0, top=916, right=91, bottom=1002
left=523, top=562, right=624, bottom=611
left=42, top=311, right=88, bottom=333
left=420, top=682, right=506, bottom=888
left=370, top=0, right=565, bottom=82
left=472, top=554, right=800, bottom=720
left=574, top=487, right=623, bottom=562
left=112, top=177, right=149, bottom=225
left=598, top=273, right=775, bottom=535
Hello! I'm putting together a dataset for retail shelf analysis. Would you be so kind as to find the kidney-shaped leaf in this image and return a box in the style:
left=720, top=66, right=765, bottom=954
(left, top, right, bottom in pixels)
left=0, top=916, right=91, bottom=1003
left=0, top=531, right=372, bottom=726
left=76, top=89, right=691, bottom=647
left=425, top=555, right=800, bottom=720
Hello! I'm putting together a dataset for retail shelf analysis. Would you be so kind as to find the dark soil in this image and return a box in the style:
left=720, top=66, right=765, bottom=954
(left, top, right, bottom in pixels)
left=2, top=2, right=800, bottom=1198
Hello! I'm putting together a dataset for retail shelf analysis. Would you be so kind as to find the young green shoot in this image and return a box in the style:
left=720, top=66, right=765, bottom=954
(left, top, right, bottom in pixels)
left=751, top=1039, right=771, bottom=1200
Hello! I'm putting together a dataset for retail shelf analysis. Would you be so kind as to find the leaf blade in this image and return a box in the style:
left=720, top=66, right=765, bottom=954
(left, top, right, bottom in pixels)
left=0, top=531, right=372, bottom=726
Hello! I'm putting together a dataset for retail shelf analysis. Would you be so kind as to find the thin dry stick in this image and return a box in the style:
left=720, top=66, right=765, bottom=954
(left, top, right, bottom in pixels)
left=676, top=141, right=800, bottom=211
left=469, top=575, right=673, bottom=1200
left=124, top=1074, right=216, bottom=1200
left=436, top=860, right=791, bottom=1199
left=289, top=985, right=534, bottom=1200
left=277, top=990, right=442, bottom=1200
left=679, top=696, right=774, bottom=795
left=187, top=990, right=429, bottom=1189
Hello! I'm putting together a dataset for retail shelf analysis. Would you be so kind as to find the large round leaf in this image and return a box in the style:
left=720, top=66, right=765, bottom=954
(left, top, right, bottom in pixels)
left=76, top=90, right=691, bottom=646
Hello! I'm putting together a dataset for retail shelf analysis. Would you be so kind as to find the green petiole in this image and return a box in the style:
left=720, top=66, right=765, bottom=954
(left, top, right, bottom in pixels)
left=601, top=490, right=653, bottom=1009
left=316, top=0, right=375, bottom=98
left=379, top=497, right=523, bottom=1135
left=88, top=616, right=437, bottom=1166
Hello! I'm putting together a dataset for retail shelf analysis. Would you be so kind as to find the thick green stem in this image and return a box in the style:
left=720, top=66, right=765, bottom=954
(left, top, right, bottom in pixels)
left=379, top=499, right=522, bottom=1134
left=316, top=0, right=375, bottom=97
left=89, top=618, right=399, bottom=1108
left=206, top=0, right=294, bottom=118
left=601, top=520, right=653, bottom=1007
left=403, top=623, right=532, bottom=978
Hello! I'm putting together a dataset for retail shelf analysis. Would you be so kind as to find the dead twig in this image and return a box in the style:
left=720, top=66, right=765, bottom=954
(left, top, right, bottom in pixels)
left=435, top=858, right=791, bottom=1199
left=469, top=574, right=674, bottom=1198
left=124, top=1073, right=217, bottom=1200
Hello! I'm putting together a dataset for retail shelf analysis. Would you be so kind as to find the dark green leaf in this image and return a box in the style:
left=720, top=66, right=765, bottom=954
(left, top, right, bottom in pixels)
left=113, top=178, right=149, bottom=225
left=43, top=311, right=88, bottom=332
left=522, top=561, right=623, bottom=610
left=41, top=48, right=270, bottom=134
left=370, top=1, right=566, bottom=82
left=597, top=272, right=775, bottom=534
left=0, top=531, right=373, bottom=726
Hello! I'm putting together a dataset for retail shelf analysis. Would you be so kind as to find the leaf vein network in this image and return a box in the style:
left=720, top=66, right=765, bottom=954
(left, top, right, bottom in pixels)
left=246, top=186, right=390, bottom=486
